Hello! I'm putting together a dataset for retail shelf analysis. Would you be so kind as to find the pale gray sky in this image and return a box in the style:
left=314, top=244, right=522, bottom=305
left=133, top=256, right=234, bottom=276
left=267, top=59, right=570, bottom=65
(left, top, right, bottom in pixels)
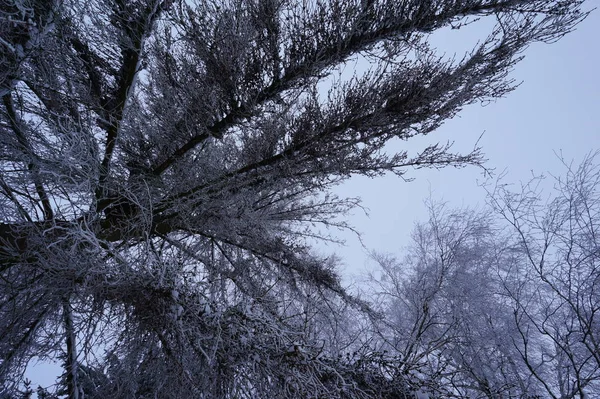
left=329, top=8, right=600, bottom=280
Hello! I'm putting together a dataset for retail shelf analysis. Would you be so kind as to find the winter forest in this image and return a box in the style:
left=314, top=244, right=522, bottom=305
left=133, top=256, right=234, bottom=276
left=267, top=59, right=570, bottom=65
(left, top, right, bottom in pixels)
left=0, top=0, right=598, bottom=398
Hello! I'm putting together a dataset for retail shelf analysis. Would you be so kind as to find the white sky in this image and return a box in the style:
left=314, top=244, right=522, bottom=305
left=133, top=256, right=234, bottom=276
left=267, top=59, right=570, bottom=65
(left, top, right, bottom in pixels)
left=328, top=8, right=600, bottom=281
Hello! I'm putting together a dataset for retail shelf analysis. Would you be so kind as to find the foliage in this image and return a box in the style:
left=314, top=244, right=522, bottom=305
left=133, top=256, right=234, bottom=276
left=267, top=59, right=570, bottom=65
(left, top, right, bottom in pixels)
left=0, top=0, right=588, bottom=397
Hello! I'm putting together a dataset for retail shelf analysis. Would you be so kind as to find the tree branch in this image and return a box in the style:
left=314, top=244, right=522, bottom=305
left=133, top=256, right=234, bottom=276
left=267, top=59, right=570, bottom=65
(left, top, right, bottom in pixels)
left=2, top=94, right=54, bottom=220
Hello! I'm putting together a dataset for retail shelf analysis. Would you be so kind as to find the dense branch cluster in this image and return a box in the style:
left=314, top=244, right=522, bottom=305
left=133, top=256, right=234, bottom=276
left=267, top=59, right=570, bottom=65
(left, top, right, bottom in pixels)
left=0, top=0, right=588, bottom=398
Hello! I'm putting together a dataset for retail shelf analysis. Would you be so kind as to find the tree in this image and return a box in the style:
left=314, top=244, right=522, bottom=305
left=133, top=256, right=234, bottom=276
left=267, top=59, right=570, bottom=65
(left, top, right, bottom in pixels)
left=0, top=0, right=589, bottom=397
left=488, top=152, right=600, bottom=399
left=370, top=152, right=600, bottom=399
left=368, top=203, right=529, bottom=399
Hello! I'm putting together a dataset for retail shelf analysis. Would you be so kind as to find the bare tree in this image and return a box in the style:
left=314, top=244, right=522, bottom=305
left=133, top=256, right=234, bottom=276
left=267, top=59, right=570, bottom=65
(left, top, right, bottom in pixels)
left=369, top=203, right=531, bottom=398
left=0, top=0, right=589, bottom=397
left=370, top=153, right=600, bottom=399
left=488, top=152, right=600, bottom=399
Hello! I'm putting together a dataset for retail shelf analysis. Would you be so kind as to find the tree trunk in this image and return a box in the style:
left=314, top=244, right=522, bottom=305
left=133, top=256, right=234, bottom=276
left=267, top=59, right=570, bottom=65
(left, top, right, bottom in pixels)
left=63, top=299, right=80, bottom=399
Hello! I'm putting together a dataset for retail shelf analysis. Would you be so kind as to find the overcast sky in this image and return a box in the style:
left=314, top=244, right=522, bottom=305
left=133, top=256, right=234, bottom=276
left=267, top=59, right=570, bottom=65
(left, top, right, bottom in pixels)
left=327, top=8, right=600, bottom=281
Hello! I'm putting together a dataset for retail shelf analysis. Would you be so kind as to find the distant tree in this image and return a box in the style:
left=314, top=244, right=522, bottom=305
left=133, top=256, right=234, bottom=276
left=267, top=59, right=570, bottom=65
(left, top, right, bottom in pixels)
left=488, top=152, right=600, bottom=399
left=0, top=0, right=589, bottom=397
left=368, top=203, right=528, bottom=399
left=371, top=152, right=600, bottom=399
